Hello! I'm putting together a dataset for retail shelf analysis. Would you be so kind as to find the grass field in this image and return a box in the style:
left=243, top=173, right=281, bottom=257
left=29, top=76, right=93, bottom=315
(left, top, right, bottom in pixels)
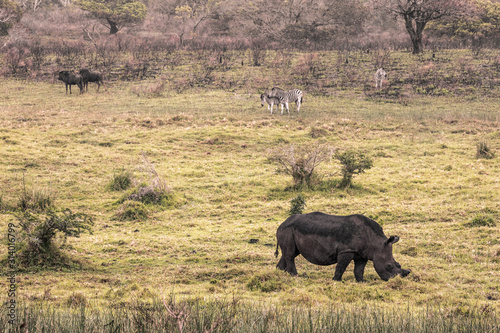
left=0, top=49, right=499, bottom=331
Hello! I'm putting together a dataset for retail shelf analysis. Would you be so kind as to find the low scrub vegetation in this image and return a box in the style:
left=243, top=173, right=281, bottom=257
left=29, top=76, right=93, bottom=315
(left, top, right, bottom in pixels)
left=289, top=194, right=307, bottom=215
left=336, top=149, right=374, bottom=188
left=12, top=209, right=93, bottom=269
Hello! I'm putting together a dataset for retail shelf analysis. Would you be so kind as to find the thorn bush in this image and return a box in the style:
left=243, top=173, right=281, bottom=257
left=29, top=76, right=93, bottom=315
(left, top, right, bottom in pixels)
left=13, top=209, right=93, bottom=268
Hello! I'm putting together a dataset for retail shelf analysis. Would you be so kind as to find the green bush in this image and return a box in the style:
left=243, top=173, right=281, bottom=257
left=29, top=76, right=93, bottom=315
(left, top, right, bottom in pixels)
left=289, top=195, right=306, bottom=215
left=335, top=149, right=373, bottom=188
left=13, top=209, right=93, bottom=268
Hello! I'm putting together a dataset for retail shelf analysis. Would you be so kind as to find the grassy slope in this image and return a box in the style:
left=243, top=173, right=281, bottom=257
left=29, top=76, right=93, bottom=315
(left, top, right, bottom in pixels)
left=0, top=64, right=499, bottom=315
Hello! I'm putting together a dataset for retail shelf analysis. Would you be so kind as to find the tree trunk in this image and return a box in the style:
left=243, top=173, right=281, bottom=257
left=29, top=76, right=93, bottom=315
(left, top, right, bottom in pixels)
left=107, top=18, right=119, bottom=34
left=403, top=14, right=426, bottom=54
left=411, top=35, right=423, bottom=54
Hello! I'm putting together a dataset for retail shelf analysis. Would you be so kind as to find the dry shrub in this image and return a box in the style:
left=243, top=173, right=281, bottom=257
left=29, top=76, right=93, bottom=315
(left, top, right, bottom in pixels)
left=4, top=46, right=32, bottom=75
left=294, top=53, right=320, bottom=77
left=122, top=56, right=148, bottom=80
left=268, top=143, right=336, bottom=188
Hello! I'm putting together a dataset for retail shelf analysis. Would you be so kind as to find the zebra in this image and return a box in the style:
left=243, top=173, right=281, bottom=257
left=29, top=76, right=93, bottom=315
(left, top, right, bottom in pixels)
left=374, top=68, right=387, bottom=89
left=260, top=93, right=283, bottom=115
left=269, top=87, right=303, bottom=114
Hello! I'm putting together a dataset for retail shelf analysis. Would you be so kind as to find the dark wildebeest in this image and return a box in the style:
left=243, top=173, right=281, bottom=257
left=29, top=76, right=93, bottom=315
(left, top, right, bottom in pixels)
left=79, top=69, right=105, bottom=92
left=275, top=212, right=411, bottom=282
left=58, top=71, right=84, bottom=95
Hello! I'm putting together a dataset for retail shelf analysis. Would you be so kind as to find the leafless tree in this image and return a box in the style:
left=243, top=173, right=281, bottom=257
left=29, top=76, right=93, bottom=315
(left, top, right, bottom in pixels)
left=236, top=0, right=368, bottom=46
left=157, top=0, right=226, bottom=44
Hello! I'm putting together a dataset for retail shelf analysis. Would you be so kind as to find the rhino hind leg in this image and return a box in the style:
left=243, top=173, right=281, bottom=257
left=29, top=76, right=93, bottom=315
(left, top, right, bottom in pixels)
left=276, top=247, right=299, bottom=276
left=284, top=256, right=298, bottom=276
left=276, top=249, right=299, bottom=276
left=276, top=230, right=300, bottom=276
left=333, top=252, right=354, bottom=281
left=276, top=255, right=287, bottom=271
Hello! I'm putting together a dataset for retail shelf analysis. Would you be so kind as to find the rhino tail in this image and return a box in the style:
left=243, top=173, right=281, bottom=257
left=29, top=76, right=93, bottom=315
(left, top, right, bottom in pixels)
left=274, top=244, right=279, bottom=258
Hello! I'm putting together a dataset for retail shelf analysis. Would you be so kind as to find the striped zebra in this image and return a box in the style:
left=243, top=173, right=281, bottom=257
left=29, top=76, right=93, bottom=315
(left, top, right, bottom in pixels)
left=269, top=87, right=303, bottom=115
left=374, top=68, right=387, bottom=89
left=260, top=93, right=283, bottom=115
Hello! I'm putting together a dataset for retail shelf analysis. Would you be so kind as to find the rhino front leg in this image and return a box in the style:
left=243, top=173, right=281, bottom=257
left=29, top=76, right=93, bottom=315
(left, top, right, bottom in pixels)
left=354, top=258, right=368, bottom=282
left=333, top=252, right=354, bottom=281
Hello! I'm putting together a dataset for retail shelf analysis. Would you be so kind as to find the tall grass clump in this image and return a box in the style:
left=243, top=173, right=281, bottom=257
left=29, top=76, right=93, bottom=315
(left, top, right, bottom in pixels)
left=115, top=200, right=149, bottom=221
left=127, top=154, right=175, bottom=207
left=18, top=187, right=55, bottom=212
left=0, top=194, right=5, bottom=212
left=246, top=271, right=286, bottom=292
left=476, top=140, right=495, bottom=159
left=465, top=214, right=496, bottom=227
left=108, top=169, right=133, bottom=191
left=115, top=154, right=178, bottom=220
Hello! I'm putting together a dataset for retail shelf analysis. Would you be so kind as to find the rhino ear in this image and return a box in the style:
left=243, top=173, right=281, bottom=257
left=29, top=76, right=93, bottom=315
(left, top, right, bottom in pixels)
left=386, top=236, right=400, bottom=245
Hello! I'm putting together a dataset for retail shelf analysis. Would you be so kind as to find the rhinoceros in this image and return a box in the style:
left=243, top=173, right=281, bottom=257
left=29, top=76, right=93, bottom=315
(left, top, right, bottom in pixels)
left=275, top=212, right=410, bottom=282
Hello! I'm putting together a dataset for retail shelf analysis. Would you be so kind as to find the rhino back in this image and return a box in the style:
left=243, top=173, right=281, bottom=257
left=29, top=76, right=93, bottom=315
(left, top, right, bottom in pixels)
left=278, top=212, right=386, bottom=245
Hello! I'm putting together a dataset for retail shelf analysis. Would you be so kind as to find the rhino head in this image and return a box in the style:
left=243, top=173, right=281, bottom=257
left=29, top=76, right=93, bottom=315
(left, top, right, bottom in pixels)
left=372, top=236, right=411, bottom=281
